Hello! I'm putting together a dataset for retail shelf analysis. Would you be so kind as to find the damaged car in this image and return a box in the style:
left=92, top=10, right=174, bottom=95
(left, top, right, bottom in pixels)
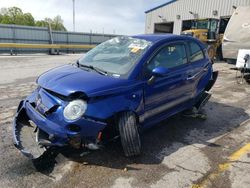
left=13, top=34, right=218, bottom=160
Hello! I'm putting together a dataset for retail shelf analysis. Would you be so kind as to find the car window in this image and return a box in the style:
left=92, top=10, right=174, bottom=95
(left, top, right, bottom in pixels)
left=189, top=42, right=205, bottom=62
left=147, top=43, right=187, bottom=72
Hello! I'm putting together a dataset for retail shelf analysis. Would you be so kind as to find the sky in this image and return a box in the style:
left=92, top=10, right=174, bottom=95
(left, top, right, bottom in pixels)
left=0, top=0, right=169, bottom=35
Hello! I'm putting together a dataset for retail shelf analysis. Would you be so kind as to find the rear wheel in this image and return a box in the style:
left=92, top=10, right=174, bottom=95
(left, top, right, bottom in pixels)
left=118, top=112, right=141, bottom=157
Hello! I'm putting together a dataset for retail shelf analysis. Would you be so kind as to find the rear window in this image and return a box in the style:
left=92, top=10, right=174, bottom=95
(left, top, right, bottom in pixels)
left=189, top=42, right=204, bottom=62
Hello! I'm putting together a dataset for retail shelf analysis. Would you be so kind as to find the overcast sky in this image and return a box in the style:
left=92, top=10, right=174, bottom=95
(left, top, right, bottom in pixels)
left=0, top=0, right=169, bottom=35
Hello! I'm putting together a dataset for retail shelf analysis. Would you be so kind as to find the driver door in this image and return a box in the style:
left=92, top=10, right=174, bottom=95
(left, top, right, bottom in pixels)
left=143, top=42, right=192, bottom=126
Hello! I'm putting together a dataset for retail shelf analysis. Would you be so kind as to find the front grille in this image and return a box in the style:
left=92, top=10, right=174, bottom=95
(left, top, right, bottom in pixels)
left=31, top=89, right=60, bottom=117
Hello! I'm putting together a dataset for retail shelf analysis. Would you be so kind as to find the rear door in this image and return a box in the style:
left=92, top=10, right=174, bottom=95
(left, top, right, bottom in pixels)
left=143, top=41, right=193, bottom=123
left=187, top=41, right=211, bottom=98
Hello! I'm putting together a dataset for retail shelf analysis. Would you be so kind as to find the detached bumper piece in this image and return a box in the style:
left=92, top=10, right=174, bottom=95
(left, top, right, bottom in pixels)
left=13, top=109, right=47, bottom=159
left=194, top=71, right=218, bottom=111
left=195, top=91, right=212, bottom=112
left=13, top=99, right=107, bottom=159
left=205, top=71, right=218, bottom=92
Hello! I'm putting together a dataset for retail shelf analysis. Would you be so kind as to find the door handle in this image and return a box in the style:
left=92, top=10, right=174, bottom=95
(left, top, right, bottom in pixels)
left=203, top=64, right=210, bottom=72
left=187, top=66, right=209, bottom=81
left=187, top=71, right=201, bottom=80
left=187, top=75, right=196, bottom=80
left=203, top=68, right=208, bottom=72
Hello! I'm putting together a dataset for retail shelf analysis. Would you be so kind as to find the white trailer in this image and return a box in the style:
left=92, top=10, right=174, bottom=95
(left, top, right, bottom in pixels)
left=222, top=6, right=250, bottom=61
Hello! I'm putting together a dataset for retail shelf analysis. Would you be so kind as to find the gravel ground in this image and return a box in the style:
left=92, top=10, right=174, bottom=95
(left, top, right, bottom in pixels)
left=0, top=54, right=250, bottom=188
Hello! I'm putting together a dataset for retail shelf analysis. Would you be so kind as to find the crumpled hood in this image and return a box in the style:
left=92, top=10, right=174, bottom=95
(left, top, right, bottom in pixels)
left=37, top=65, right=133, bottom=97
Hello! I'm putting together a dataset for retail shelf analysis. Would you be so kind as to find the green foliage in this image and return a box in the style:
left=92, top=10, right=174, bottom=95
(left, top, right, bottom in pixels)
left=35, top=20, right=48, bottom=28
left=51, top=15, right=67, bottom=31
left=0, top=7, right=66, bottom=31
left=35, top=16, right=66, bottom=31
left=22, top=13, right=35, bottom=26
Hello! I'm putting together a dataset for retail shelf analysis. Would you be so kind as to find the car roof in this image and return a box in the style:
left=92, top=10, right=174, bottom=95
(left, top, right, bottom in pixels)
left=132, top=34, right=205, bottom=48
left=132, top=34, right=185, bottom=42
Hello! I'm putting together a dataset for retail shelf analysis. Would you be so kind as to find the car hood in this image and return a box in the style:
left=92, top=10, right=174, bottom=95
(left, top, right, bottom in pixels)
left=37, top=65, right=134, bottom=97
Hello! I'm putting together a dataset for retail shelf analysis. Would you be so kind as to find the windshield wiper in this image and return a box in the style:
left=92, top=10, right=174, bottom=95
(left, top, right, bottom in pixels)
left=76, top=61, right=108, bottom=76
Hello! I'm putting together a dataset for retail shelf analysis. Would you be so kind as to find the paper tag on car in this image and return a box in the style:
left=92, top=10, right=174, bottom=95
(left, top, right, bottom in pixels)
left=128, top=43, right=147, bottom=50
left=131, top=48, right=140, bottom=53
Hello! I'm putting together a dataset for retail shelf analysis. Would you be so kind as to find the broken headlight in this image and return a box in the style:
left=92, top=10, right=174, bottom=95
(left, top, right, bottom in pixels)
left=63, top=100, right=87, bottom=121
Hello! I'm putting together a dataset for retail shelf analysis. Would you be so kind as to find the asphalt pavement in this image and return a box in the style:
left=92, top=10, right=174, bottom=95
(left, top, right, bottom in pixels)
left=0, top=54, right=250, bottom=188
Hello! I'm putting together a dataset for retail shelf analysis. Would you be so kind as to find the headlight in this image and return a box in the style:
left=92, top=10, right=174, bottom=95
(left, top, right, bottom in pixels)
left=63, top=100, right=87, bottom=121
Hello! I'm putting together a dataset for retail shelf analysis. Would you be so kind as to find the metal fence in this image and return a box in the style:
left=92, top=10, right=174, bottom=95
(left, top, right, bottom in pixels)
left=0, top=24, right=119, bottom=54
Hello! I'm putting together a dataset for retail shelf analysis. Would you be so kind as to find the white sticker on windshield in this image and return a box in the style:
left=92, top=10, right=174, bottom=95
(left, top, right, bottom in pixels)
left=128, top=43, right=148, bottom=50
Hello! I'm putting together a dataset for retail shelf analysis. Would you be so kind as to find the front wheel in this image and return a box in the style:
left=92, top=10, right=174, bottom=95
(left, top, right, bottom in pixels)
left=118, top=112, right=141, bottom=157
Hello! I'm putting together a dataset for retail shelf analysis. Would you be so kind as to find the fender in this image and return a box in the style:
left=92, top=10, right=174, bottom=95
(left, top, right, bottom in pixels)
left=85, top=84, right=144, bottom=121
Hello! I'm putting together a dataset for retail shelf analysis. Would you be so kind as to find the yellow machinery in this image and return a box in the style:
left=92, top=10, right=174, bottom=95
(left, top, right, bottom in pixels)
left=182, top=18, right=223, bottom=59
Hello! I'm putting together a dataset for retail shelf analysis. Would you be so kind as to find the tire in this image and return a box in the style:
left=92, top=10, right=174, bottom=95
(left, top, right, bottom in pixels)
left=118, top=112, right=141, bottom=157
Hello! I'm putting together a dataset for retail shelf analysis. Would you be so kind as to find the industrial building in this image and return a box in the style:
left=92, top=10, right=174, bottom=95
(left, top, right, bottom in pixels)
left=145, top=0, right=250, bottom=34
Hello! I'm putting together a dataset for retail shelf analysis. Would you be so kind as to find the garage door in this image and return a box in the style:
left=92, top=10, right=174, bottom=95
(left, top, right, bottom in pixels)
left=154, top=22, right=174, bottom=33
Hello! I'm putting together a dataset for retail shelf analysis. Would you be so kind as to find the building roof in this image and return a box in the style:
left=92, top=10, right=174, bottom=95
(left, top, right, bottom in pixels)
left=145, top=0, right=177, bottom=14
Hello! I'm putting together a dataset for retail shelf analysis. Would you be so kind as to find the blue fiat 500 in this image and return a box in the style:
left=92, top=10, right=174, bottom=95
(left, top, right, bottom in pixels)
left=13, top=34, right=217, bottom=159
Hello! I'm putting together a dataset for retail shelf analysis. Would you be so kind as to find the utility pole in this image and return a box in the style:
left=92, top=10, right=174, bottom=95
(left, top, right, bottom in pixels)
left=73, top=0, right=75, bottom=32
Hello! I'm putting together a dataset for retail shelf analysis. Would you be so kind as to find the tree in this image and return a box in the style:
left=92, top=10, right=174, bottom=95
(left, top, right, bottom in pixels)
left=0, top=7, right=66, bottom=31
left=1, top=7, right=23, bottom=24
left=0, top=7, right=35, bottom=26
left=35, top=16, right=67, bottom=31
left=35, top=20, right=48, bottom=28
left=52, top=15, right=66, bottom=31
left=22, top=13, right=35, bottom=26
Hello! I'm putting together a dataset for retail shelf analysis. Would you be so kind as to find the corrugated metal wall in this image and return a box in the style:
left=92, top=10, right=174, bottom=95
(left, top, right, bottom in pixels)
left=0, top=24, right=118, bottom=53
left=145, top=0, right=250, bottom=34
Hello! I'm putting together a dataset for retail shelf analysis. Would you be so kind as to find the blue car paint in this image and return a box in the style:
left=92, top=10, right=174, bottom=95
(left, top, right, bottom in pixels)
left=13, top=34, right=216, bottom=154
left=151, top=66, right=170, bottom=77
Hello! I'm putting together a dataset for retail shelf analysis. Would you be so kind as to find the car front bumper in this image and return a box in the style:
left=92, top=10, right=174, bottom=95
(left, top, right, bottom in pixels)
left=13, top=94, right=107, bottom=159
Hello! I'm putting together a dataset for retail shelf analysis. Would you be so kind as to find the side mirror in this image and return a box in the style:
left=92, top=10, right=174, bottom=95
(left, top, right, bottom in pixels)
left=152, top=66, right=170, bottom=77
left=147, top=66, right=170, bottom=85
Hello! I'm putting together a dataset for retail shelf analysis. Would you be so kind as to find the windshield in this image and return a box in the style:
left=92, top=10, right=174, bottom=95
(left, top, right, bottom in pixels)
left=192, top=20, right=209, bottom=30
left=191, top=19, right=218, bottom=32
left=210, top=19, right=218, bottom=32
left=78, top=36, right=152, bottom=78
